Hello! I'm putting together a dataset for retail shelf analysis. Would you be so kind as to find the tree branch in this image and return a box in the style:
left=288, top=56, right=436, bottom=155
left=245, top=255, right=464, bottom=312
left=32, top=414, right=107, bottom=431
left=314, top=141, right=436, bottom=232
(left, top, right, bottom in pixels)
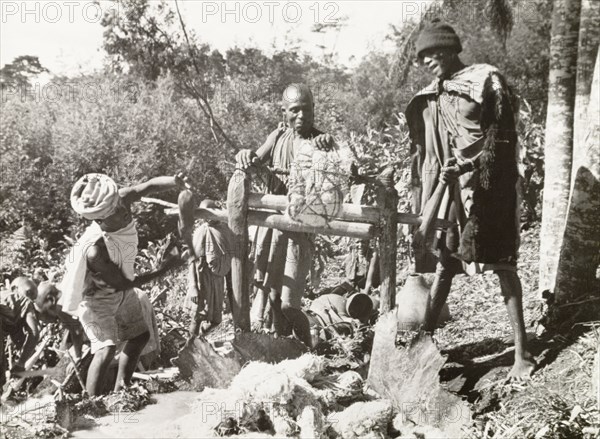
left=173, top=0, right=237, bottom=150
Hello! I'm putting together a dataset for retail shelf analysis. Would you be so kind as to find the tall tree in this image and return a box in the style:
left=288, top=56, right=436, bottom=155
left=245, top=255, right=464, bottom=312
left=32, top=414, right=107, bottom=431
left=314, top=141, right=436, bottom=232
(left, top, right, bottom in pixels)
left=572, top=0, right=600, bottom=188
left=539, top=0, right=581, bottom=295
left=554, top=51, right=600, bottom=304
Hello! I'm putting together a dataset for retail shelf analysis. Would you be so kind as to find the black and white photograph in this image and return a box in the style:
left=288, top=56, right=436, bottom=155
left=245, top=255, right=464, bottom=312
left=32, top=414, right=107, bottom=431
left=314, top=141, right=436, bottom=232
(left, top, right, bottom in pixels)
left=0, top=0, right=598, bottom=437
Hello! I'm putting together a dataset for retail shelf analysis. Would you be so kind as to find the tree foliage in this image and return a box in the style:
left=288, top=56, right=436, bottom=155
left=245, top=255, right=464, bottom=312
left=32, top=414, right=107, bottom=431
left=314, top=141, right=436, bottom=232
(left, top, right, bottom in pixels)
left=0, top=55, right=48, bottom=89
left=0, top=0, right=554, bottom=279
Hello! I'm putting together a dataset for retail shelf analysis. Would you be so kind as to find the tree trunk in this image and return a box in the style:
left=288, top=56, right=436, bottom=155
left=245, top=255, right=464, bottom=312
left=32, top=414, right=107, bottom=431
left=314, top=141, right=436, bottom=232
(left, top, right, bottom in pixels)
left=572, top=0, right=600, bottom=188
left=539, top=0, right=581, bottom=295
left=554, top=51, right=600, bottom=303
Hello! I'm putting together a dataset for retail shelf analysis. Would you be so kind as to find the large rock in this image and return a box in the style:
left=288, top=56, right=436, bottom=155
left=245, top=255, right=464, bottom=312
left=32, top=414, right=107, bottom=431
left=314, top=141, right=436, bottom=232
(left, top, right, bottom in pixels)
left=367, top=312, right=471, bottom=437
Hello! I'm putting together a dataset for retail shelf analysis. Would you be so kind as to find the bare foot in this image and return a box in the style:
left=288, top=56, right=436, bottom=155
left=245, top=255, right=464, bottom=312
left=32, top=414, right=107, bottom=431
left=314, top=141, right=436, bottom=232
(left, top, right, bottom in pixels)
left=251, top=319, right=264, bottom=332
left=506, top=356, right=536, bottom=382
left=200, top=321, right=215, bottom=335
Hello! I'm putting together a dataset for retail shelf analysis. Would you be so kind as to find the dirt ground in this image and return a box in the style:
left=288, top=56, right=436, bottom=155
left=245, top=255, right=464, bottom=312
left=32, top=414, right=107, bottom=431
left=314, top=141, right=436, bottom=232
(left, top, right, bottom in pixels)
left=435, top=225, right=600, bottom=438
left=2, top=225, right=599, bottom=438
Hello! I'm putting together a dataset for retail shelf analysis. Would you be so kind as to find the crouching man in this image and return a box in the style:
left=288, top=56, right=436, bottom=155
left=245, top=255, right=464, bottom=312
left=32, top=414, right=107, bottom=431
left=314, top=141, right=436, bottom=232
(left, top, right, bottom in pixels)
left=61, top=173, right=188, bottom=395
left=34, top=281, right=84, bottom=361
left=1, top=277, right=39, bottom=382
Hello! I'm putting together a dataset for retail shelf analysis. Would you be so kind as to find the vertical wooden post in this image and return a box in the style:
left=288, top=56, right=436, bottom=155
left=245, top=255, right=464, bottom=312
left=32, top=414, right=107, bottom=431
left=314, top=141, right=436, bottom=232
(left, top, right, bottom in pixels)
left=227, top=166, right=251, bottom=331
left=376, top=167, right=398, bottom=314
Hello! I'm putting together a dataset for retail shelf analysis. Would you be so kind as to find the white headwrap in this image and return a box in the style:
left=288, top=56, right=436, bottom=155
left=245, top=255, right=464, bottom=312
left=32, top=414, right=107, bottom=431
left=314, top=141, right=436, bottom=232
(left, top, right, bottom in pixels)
left=71, top=173, right=120, bottom=220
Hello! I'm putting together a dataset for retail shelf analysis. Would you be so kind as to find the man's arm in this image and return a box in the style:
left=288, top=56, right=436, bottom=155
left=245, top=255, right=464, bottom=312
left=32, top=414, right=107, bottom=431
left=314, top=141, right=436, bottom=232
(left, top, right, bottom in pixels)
left=86, top=244, right=178, bottom=291
left=310, top=127, right=335, bottom=151
left=14, top=311, right=39, bottom=368
left=120, top=173, right=189, bottom=205
left=236, top=126, right=285, bottom=169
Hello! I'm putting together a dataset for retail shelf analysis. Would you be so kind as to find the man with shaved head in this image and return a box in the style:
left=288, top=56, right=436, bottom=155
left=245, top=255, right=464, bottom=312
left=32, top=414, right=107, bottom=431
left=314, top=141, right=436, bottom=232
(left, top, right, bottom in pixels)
left=35, top=281, right=84, bottom=360
left=236, top=83, right=333, bottom=346
left=10, top=277, right=38, bottom=302
left=1, top=276, right=40, bottom=377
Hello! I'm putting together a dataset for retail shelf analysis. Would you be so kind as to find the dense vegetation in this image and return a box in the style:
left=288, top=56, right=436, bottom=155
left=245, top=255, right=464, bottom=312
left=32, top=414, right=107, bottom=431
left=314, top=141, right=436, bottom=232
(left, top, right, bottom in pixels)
left=0, top=0, right=550, bottom=280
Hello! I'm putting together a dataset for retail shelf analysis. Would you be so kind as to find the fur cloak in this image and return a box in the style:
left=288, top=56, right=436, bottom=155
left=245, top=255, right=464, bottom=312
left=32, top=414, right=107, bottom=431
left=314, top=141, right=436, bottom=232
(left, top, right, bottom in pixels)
left=405, top=64, right=519, bottom=269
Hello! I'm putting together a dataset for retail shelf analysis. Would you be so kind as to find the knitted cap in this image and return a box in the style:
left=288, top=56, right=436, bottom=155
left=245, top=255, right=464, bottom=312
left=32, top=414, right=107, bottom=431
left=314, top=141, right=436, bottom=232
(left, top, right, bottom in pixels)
left=416, top=21, right=462, bottom=58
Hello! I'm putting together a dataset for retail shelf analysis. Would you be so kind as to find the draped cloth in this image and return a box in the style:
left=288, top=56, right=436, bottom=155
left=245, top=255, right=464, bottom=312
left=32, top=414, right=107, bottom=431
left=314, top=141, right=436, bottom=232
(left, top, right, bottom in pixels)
left=264, top=127, right=322, bottom=195
left=252, top=127, right=322, bottom=294
left=186, top=222, right=233, bottom=325
left=132, top=289, right=160, bottom=356
left=59, top=220, right=138, bottom=314
left=406, top=64, right=520, bottom=274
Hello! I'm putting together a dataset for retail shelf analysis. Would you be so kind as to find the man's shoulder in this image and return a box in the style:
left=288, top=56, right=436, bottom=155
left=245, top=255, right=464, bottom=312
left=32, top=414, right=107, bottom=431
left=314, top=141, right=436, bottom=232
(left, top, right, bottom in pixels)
left=264, top=125, right=289, bottom=145
left=85, top=239, right=109, bottom=263
left=310, top=127, right=324, bottom=137
left=459, top=64, right=502, bottom=82
left=406, top=86, right=434, bottom=125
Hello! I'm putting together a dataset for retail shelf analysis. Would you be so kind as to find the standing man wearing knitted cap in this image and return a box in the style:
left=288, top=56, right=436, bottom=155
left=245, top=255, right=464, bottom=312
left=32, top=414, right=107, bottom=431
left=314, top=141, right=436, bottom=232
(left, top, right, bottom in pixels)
left=62, top=172, right=190, bottom=395
left=236, top=84, right=334, bottom=346
left=405, top=21, right=535, bottom=380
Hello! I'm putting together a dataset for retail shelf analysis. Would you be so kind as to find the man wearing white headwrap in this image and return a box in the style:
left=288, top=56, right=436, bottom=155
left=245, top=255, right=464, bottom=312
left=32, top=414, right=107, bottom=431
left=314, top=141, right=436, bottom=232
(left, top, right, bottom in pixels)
left=63, top=172, right=190, bottom=395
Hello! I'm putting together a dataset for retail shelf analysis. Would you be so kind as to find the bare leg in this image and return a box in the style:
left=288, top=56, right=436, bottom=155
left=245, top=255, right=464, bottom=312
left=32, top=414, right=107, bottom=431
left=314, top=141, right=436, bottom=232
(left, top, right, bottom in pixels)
left=187, top=262, right=201, bottom=337
left=114, top=331, right=149, bottom=392
left=252, top=227, right=272, bottom=330
left=269, top=288, right=286, bottom=336
left=67, top=328, right=84, bottom=360
left=266, top=230, right=288, bottom=336
left=189, top=312, right=200, bottom=337
left=498, top=271, right=535, bottom=381
left=178, top=190, right=196, bottom=259
left=361, top=250, right=379, bottom=294
left=86, top=345, right=116, bottom=396
left=423, top=255, right=459, bottom=332
left=251, top=285, right=268, bottom=331
left=281, top=233, right=313, bottom=347
left=204, top=274, right=225, bottom=332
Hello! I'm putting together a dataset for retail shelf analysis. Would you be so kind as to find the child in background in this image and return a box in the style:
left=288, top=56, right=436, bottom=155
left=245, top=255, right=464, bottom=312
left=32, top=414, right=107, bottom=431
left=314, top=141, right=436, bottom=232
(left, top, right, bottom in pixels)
left=185, top=200, right=234, bottom=336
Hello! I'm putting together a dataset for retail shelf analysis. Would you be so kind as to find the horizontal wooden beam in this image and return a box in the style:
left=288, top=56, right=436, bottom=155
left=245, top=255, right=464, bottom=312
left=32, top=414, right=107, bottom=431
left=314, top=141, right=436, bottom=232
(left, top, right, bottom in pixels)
left=247, top=193, right=454, bottom=229
left=165, top=207, right=375, bottom=240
